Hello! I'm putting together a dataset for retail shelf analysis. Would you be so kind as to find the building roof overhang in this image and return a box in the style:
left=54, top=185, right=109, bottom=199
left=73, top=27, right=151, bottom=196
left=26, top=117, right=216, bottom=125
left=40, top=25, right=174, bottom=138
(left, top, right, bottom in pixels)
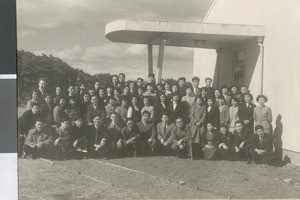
left=105, top=19, right=265, bottom=49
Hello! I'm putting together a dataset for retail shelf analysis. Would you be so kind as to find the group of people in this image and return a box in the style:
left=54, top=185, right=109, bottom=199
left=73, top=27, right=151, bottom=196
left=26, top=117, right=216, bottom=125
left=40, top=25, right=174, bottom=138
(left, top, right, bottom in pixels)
left=18, top=73, right=274, bottom=164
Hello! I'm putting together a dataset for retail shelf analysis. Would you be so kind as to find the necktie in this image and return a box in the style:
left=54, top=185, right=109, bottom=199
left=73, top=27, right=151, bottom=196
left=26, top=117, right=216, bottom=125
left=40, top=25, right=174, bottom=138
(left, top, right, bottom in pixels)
left=163, top=124, right=167, bottom=137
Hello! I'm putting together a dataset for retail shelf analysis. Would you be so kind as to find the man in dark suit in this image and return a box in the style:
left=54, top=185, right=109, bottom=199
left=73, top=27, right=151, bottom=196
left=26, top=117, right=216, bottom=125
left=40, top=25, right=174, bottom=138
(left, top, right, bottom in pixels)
left=250, top=125, right=272, bottom=164
left=86, top=95, right=106, bottom=126
left=106, top=112, right=123, bottom=158
left=136, top=110, right=157, bottom=155
left=86, top=115, right=107, bottom=158
left=237, top=93, right=256, bottom=134
left=36, top=78, right=48, bottom=104
left=121, top=117, right=141, bottom=157
left=233, top=120, right=253, bottom=163
left=200, top=77, right=215, bottom=99
left=156, top=114, right=174, bottom=155
left=155, top=93, right=169, bottom=123
left=168, top=93, right=186, bottom=124
left=191, top=76, right=201, bottom=96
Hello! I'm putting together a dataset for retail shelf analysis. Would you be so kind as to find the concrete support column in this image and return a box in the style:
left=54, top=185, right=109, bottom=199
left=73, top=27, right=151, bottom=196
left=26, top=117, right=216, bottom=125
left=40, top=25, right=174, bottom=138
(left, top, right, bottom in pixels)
left=156, top=38, right=166, bottom=84
left=258, top=37, right=264, bottom=94
left=147, top=44, right=153, bottom=75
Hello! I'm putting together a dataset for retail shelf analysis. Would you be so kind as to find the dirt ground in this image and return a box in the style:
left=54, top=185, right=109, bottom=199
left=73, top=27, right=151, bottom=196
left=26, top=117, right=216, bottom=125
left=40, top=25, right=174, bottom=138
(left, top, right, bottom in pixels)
left=19, top=156, right=300, bottom=199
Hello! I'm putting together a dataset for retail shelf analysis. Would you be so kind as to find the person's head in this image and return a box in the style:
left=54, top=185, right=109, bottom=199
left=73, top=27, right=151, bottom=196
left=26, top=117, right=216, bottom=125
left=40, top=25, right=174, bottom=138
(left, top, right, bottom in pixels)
left=137, top=87, right=144, bottom=95
left=178, top=77, right=186, bottom=87
left=110, top=112, right=118, bottom=123
left=118, top=73, right=125, bottom=83
left=207, top=98, right=214, bottom=106
left=256, top=95, right=268, bottom=106
left=31, top=103, right=40, bottom=114
left=83, top=93, right=90, bottom=103
left=142, top=110, right=150, bottom=122
left=60, top=117, right=70, bottom=130
left=164, top=82, right=170, bottom=91
left=219, top=124, right=227, bottom=135
left=94, top=81, right=100, bottom=90
left=55, top=86, right=62, bottom=96
left=207, top=123, right=214, bottom=132
left=205, top=78, right=212, bottom=87
left=240, top=85, right=248, bottom=94
left=172, top=93, right=179, bottom=102
left=38, top=78, right=47, bottom=90
left=221, top=85, right=229, bottom=95
left=148, top=73, right=155, bottom=82
left=235, top=120, right=243, bottom=133
left=35, top=118, right=44, bottom=132
left=74, top=117, right=83, bottom=128
left=80, top=83, right=86, bottom=91
left=231, top=85, right=238, bottom=94
left=161, top=114, right=169, bottom=124
left=121, top=97, right=128, bottom=107
left=146, top=84, right=154, bottom=92
left=93, top=115, right=101, bottom=127
left=137, top=78, right=143, bottom=87
left=185, top=87, right=192, bottom=96
left=143, top=97, right=150, bottom=106
left=126, top=118, right=134, bottom=129
left=159, top=94, right=166, bottom=103
left=112, top=75, right=119, bottom=84
left=156, top=83, right=163, bottom=92
left=218, top=97, right=225, bottom=106
left=69, top=97, right=76, bottom=107
left=31, top=89, right=39, bottom=100
left=98, top=87, right=105, bottom=97
left=231, top=97, right=240, bottom=107
left=106, top=85, right=113, bottom=95
left=255, top=125, right=265, bottom=137
left=44, top=95, right=52, bottom=105
left=90, top=95, right=99, bottom=106
left=214, top=89, right=221, bottom=98
left=114, top=88, right=121, bottom=98
left=195, top=96, right=204, bottom=105
left=171, top=84, right=178, bottom=93
left=129, top=82, right=136, bottom=90
left=201, top=88, right=208, bottom=97
left=175, top=117, right=184, bottom=128
left=108, top=96, right=116, bottom=105
left=59, top=98, right=66, bottom=107
left=123, top=85, right=130, bottom=94
left=131, top=96, right=138, bottom=105
left=68, top=85, right=75, bottom=95
left=244, top=93, right=253, bottom=103
left=74, top=85, right=80, bottom=95
left=192, top=77, right=200, bottom=88
left=88, top=87, right=95, bottom=96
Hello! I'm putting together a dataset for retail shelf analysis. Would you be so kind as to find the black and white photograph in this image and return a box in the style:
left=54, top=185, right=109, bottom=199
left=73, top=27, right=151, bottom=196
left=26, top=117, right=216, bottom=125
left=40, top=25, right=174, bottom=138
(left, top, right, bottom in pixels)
left=14, top=0, right=300, bottom=199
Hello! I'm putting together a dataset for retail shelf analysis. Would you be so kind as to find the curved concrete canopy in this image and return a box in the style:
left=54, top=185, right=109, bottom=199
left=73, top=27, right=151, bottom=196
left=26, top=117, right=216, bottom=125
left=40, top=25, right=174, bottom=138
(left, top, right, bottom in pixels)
left=105, top=19, right=265, bottom=49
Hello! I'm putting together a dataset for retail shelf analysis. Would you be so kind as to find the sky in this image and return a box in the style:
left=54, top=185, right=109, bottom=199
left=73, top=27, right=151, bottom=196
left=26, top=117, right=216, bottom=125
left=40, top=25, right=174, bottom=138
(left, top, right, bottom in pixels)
left=17, top=0, right=213, bottom=81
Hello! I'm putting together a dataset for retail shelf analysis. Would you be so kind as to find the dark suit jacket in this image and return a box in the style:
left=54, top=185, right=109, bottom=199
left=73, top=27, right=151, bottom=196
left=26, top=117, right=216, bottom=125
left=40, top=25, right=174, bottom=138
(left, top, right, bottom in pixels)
left=18, top=109, right=41, bottom=136
left=233, top=129, right=252, bottom=148
left=201, top=130, right=219, bottom=148
left=200, top=87, right=215, bottom=98
left=86, top=104, right=106, bottom=125
left=136, top=121, right=157, bottom=141
left=154, top=102, right=169, bottom=123
left=206, top=106, right=220, bottom=128
left=85, top=125, right=107, bottom=152
left=219, top=131, right=233, bottom=149
left=237, top=102, right=256, bottom=124
left=168, top=102, right=184, bottom=123
left=107, top=122, right=123, bottom=143
left=252, top=133, right=272, bottom=153
left=121, top=125, right=140, bottom=141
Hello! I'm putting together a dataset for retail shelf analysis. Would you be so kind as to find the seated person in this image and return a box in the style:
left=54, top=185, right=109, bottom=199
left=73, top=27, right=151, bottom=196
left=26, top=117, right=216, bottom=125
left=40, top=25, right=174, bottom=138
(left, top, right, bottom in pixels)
left=22, top=118, right=54, bottom=159
left=156, top=114, right=174, bottom=155
left=18, top=103, right=41, bottom=156
left=106, top=112, right=123, bottom=158
left=141, top=97, right=155, bottom=122
left=202, top=123, right=219, bottom=160
left=53, top=98, right=68, bottom=127
left=218, top=124, right=233, bottom=160
left=136, top=111, right=157, bottom=156
left=86, top=95, right=106, bottom=126
left=86, top=115, right=107, bottom=158
left=170, top=117, right=191, bottom=158
left=70, top=117, right=87, bottom=156
left=105, top=96, right=117, bottom=122
left=115, top=97, right=129, bottom=126
left=53, top=117, right=72, bottom=159
left=233, top=120, right=253, bottom=163
left=65, top=97, right=81, bottom=125
left=250, top=125, right=272, bottom=165
left=121, top=118, right=141, bottom=157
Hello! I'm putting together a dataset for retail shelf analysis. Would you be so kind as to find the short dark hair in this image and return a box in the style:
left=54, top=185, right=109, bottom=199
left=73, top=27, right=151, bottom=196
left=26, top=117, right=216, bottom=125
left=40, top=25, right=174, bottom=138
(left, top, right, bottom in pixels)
left=244, top=93, right=253, bottom=101
left=256, top=94, right=268, bottom=102
left=142, top=110, right=151, bottom=116
left=178, top=77, right=186, bottom=82
left=235, top=120, right=243, bottom=126
left=126, top=117, right=134, bottom=123
left=112, top=74, right=119, bottom=79
left=192, top=77, right=200, bottom=82
left=205, top=77, right=212, bottom=82
left=110, top=111, right=118, bottom=116
left=231, top=97, right=240, bottom=104
left=255, top=125, right=264, bottom=131
left=35, top=118, right=44, bottom=123
left=137, top=77, right=143, bottom=82
left=119, top=73, right=125, bottom=77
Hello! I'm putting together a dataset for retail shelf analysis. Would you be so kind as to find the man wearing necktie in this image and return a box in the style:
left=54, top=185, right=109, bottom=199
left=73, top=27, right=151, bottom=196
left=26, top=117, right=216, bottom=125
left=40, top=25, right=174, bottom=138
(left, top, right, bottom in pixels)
left=106, top=112, right=124, bottom=158
left=156, top=114, right=174, bottom=155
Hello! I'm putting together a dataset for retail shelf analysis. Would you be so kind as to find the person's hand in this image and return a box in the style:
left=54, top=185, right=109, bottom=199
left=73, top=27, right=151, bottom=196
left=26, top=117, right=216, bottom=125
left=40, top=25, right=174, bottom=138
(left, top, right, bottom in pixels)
left=239, top=142, right=244, bottom=149
left=100, top=139, right=106, bottom=147
left=179, top=144, right=184, bottom=149
left=160, top=138, right=165, bottom=144
left=163, top=141, right=168, bottom=146
left=73, top=140, right=78, bottom=148
left=36, top=142, right=43, bottom=148
left=235, top=146, right=240, bottom=152
left=117, top=139, right=122, bottom=147
left=177, top=139, right=182, bottom=146
left=148, top=138, right=153, bottom=143
left=223, top=144, right=229, bottom=150
left=94, top=144, right=101, bottom=151
left=195, top=122, right=201, bottom=126
left=205, top=144, right=210, bottom=148
left=218, top=143, right=224, bottom=149
left=244, top=120, right=250, bottom=125
left=54, top=138, right=60, bottom=146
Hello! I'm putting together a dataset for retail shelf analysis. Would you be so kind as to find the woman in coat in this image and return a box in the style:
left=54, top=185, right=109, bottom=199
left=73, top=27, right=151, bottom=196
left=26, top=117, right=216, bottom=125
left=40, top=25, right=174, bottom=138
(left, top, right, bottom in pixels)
left=253, top=95, right=273, bottom=134
left=202, top=123, right=219, bottom=160
left=229, top=97, right=240, bottom=132
left=218, top=124, right=233, bottom=160
left=206, top=97, right=220, bottom=129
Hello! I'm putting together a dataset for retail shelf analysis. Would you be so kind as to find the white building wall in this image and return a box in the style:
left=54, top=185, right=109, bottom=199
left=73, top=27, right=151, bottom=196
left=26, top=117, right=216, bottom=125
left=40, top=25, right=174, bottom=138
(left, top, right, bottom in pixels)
left=195, top=0, right=300, bottom=154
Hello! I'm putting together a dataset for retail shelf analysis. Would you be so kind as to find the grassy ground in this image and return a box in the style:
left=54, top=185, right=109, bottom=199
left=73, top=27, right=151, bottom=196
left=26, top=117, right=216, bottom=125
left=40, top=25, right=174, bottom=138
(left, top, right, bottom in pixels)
left=19, top=157, right=300, bottom=199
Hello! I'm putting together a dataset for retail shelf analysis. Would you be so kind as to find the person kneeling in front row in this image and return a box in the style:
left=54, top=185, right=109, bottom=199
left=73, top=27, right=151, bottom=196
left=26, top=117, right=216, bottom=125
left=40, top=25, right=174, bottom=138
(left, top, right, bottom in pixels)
left=171, top=117, right=191, bottom=158
left=121, top=117, right=140, bottom=157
